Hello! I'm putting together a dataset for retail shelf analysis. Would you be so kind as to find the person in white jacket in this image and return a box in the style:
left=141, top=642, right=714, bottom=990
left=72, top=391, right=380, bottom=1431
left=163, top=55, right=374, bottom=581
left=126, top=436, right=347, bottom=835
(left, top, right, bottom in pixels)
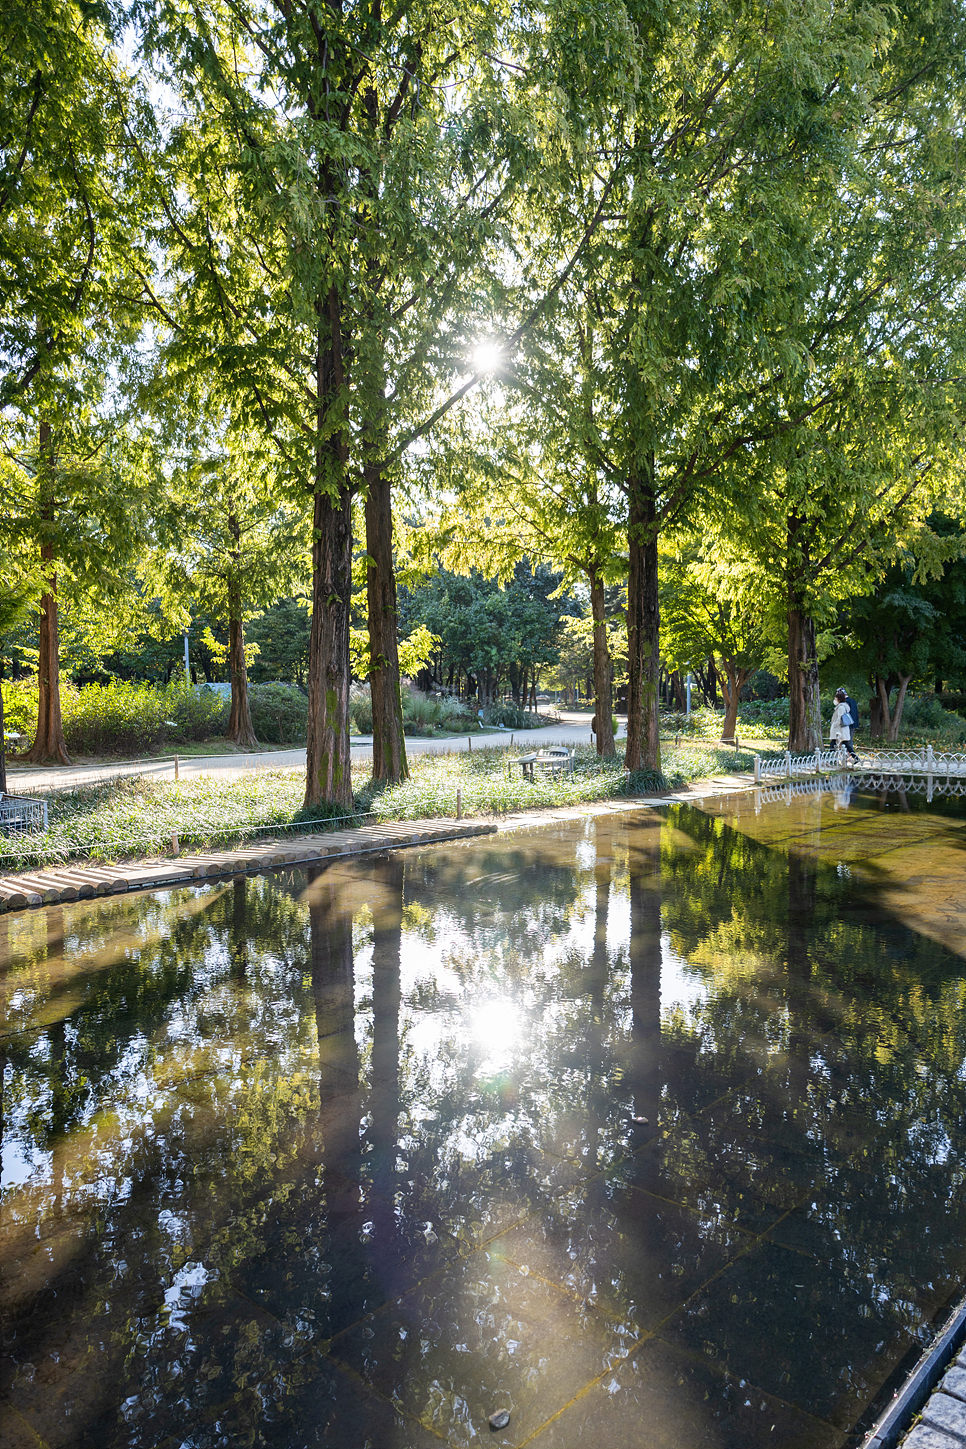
left=830, top=689, right=858, bottom=761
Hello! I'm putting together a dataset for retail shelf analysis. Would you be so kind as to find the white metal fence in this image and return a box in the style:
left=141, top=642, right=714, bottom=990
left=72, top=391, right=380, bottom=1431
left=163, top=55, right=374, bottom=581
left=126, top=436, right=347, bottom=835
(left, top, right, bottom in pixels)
left=753, top=745, right=966, bottom=785
left=0, top=794, right=48, bottom=835
left=753, top=748, right=844, bottom=782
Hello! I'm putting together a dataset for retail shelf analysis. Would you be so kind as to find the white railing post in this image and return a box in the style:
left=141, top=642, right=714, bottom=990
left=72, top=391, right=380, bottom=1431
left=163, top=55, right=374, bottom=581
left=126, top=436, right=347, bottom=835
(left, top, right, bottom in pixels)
left=754, top=754, right=761, bottom=783
left=814, top=746, right=821, bottom=776
left=785, top=750, right=792, bottom=779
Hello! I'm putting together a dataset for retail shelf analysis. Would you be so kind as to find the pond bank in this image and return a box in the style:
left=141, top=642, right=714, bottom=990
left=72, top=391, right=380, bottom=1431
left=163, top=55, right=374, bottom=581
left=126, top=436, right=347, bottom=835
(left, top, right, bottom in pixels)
left=0, top=774, right=756, bottom=914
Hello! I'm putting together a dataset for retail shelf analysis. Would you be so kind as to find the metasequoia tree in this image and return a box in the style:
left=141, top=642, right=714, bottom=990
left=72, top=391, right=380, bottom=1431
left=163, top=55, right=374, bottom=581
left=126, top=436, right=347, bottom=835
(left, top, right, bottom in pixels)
left=1, top=1, right=152, bottom=763
left=140, top=0, right=600, bottom=804
left=659, top=550, right=765, bottom=743
left=432, top=294, right=626, bottom=753
left=0, top=421, right=148, bottom=764
left=148, top=418, right=308, bottom=748
left=507, top=0, right=966, bottom=771
left=829, top=517, right=966, bottom=740
left=711, top=158, right=966, bottom=752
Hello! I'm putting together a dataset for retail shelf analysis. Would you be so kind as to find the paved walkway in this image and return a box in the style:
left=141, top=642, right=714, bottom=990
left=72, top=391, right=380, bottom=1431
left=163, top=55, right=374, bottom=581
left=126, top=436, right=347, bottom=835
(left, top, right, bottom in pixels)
left=4, top=714, right=608, bottom=795
left=900, top=1355, right=966, bottom=1447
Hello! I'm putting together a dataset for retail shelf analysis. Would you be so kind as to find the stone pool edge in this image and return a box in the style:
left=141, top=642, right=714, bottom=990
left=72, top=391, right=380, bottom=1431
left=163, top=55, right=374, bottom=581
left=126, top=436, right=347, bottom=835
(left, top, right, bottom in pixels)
left=861, top=1288, right=966, bottom=1449
left=0, top=774, right=756, bottom=915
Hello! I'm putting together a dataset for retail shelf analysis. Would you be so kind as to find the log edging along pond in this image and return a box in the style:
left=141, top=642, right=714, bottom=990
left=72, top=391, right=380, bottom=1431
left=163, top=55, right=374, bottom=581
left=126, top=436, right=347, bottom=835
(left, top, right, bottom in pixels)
left=0, top=818, right=499, bottom=914
left=0, top=777, right=758, bottom=916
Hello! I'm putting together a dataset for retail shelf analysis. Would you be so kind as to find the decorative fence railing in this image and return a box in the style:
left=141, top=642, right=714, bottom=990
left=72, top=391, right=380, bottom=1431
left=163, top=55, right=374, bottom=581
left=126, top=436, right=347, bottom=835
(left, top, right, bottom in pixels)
left=860, top=747, right=966, bottom=776
left=753, top=748, right=843, bottom=782
left=753, top=745, right=966, bottom=785
left=0, top=794, right=48, bottom=835
left=755, top=772, right=966, bottom=807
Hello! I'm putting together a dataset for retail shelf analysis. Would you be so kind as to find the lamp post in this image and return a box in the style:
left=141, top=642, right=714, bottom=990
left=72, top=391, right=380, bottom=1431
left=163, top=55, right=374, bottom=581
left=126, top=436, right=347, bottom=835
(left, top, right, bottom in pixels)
left=685, top=674, right=692, bottom=717
left=183, top=630, right=191, bottom=687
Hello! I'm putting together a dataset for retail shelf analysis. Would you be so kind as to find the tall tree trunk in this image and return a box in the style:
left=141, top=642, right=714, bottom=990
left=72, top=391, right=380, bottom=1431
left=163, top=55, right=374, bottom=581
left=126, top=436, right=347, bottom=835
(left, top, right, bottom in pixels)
left=590, top=572, right=615, bottom=755
left=787, top=602, right=821, bottom=751
left=720, top=662, right=751, bottom=742
left=226, top=613, right=258, bottom=747
left=365, top=469, right=408, bottom=785
left=875, top=674, right=894, bottom=740
left=24, top=423, right=71, bottom=765
left=787, top=514, right=821, bottom=752
left=305, top=291, right=352, bottom=812
left=625, top=465, right=661, bottom=773
left=24, top=560, right=71, bottom=766
left=886, top=674, right=911, bottom=742
left=0, top=671, right=6, bottom=794
left=225, top=514, right=259, bottom=748
left=305, top=485, right=353, bottom=810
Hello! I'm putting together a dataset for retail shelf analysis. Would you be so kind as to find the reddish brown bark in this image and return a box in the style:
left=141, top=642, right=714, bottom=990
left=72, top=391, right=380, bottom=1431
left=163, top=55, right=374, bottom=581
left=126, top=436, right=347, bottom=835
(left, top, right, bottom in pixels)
left=23, top=565, right=71, bottom=766
left=719, top=661, right=752, bottom=742
left=874, top=672, right=912, bottom=742
left=304, top=286, right=353, bottom=812
left=365, top=465, right=408, bottom=784
left=226, top=615, right=258, bottom=748
left=787, top=603, right=821, bottom=752
left=225, top=510, right=259, bottom=749
left=23, top=425, right=71, bottom=766
left=590, top=572, right=615, bottom=755
left=625, top=467, right=661, bottom=773
left=787, top=514, right=821, bottom=753
left=305, top=483, right=353, bottom=810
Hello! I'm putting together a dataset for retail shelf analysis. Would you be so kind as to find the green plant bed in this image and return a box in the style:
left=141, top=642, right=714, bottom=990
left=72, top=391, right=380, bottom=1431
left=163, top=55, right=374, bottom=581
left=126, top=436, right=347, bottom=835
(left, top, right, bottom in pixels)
left=360, top=745, right=665, bottom=821
left=1, top=740, right=778, bottom=874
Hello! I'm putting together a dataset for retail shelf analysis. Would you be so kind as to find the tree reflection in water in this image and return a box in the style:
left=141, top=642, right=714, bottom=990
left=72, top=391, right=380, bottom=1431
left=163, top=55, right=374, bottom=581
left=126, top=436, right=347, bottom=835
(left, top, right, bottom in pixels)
left=3, top=804, right=966, bottom=1447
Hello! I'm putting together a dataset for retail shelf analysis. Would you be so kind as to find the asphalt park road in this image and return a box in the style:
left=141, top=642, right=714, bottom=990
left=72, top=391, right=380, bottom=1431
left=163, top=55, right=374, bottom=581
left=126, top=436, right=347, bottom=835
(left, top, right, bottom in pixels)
left=5, top=713, right=618, bottom=795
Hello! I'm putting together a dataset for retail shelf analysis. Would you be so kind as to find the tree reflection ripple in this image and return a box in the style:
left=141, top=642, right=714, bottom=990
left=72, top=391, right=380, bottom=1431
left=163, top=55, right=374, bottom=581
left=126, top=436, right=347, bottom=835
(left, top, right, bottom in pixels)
left=3, top=796, right=966, bottom=1448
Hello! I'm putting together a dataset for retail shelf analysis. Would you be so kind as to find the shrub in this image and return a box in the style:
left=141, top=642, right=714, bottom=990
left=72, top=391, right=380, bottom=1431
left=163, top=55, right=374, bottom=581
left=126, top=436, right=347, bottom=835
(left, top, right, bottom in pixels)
left=902, top=694, right=951, bottom=728
left=736, top=697, right=790, bottom=730
left=482, top=701, right=537, bottom=729
left=2, top=677, right=39, bottom=742
left=433, top=694, right=476, bottom=731
left=248, top=683, right=308, bottom=743
left=659, top=706, right=724, bottom=739
left=55, top=679, right=230, bottom=756
left=167, top=683, right=230, bottom=742
left=62, top=680, right=169, bottom=755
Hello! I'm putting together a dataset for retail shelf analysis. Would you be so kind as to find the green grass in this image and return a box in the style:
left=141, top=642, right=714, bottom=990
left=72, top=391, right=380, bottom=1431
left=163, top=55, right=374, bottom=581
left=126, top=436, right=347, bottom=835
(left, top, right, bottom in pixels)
left=0, top=738, right=775, bottom=873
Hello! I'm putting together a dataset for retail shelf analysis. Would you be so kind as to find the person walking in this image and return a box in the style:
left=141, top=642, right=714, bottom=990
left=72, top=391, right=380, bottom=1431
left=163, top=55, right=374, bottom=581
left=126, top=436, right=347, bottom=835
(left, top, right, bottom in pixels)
left=830, top=689, right=858, bottom=762
left=842, top=687, right=861, bottom=757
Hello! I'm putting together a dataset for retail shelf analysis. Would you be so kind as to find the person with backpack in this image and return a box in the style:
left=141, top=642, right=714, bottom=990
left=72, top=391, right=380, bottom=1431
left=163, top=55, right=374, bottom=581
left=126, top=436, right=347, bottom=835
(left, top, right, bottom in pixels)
left=830, top=689, right=858, bottom=761
left=843, top=688, right=860, bottom=755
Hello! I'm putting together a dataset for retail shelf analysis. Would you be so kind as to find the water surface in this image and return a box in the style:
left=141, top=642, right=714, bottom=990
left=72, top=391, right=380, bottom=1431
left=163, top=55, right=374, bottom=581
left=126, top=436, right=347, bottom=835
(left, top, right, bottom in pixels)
left=3, top=796, right=966, bottom=1448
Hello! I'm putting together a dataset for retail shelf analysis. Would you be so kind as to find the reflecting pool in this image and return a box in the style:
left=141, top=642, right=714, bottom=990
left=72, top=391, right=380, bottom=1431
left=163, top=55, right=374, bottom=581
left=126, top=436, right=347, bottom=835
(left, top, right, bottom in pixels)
left=3, top=795, right=966, bottom=1449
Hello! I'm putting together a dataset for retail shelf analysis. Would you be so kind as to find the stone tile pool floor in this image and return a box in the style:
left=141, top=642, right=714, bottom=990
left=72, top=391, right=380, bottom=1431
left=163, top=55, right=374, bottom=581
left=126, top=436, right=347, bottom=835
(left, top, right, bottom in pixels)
left=3, top=792, right=966, bottom=1448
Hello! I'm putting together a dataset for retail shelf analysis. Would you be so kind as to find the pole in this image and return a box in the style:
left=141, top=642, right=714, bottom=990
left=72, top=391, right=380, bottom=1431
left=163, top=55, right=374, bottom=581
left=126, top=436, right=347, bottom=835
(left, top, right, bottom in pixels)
left=183, top=630, right=191, bottom=687
left=685, top=676, right=692, bottom=716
